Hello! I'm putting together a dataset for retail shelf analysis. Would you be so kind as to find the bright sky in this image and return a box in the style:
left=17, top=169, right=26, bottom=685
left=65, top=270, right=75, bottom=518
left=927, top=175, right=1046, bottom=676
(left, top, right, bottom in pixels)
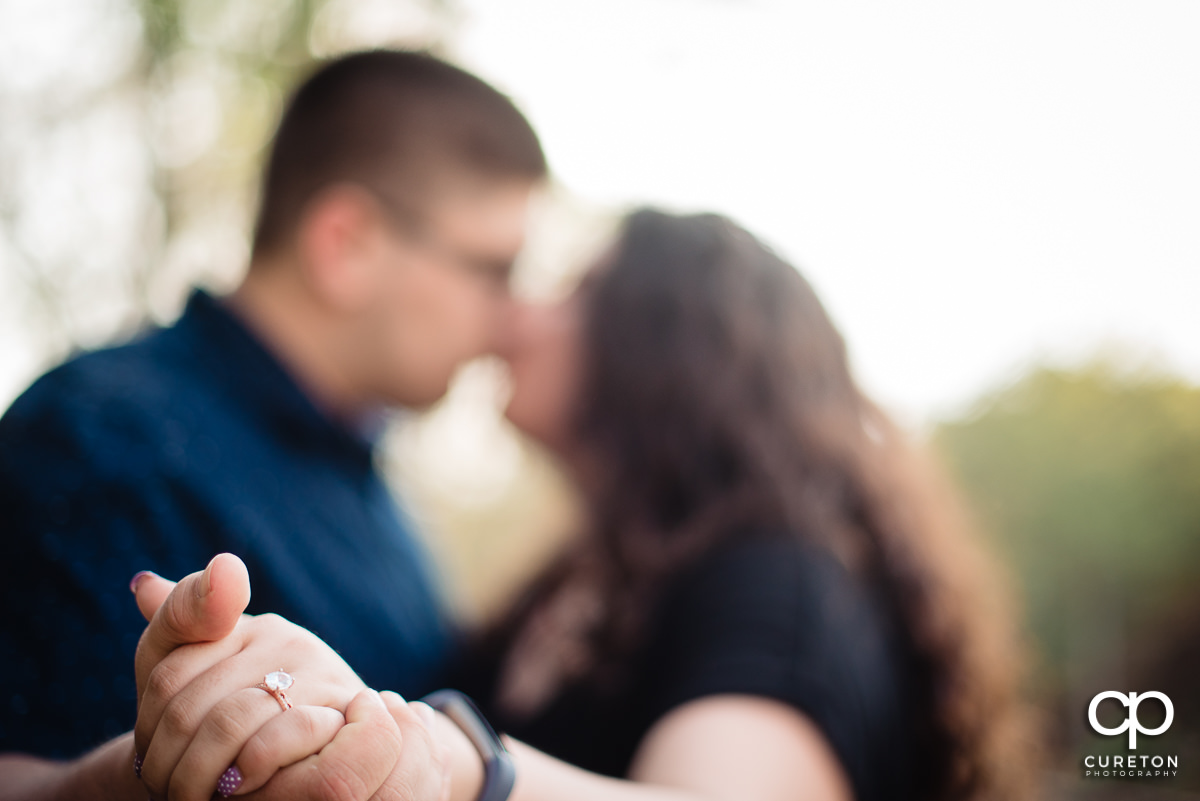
left=452, top=0, right=1200, bottom=421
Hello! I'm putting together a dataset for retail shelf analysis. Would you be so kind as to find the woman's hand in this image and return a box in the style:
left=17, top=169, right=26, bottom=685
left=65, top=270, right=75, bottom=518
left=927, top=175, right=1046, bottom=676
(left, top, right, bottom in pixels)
left=131, top=555, right=452, bottom=801
left=137, top=616, right=364, bottom=799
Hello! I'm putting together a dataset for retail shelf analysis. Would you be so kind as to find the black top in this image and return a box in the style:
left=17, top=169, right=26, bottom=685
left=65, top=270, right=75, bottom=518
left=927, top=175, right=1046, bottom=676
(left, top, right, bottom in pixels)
left=466, top=535, right=915, bottom=801
left=0, top=289, right=453, bottom=757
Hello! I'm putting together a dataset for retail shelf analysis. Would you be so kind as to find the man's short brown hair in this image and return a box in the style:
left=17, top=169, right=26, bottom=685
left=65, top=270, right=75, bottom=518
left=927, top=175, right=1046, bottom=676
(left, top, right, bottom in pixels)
left=252, top=50, right=547, bottom=256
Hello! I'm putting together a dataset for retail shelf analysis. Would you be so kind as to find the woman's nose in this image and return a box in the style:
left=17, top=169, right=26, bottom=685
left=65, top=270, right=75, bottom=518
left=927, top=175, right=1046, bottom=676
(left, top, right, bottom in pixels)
left=492, top=300, right=534, bottom=360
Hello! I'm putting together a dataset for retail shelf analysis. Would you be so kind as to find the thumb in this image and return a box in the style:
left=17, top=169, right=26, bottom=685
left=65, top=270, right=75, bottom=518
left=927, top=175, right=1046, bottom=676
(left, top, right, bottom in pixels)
left=133, top=553, right=251, bottom=698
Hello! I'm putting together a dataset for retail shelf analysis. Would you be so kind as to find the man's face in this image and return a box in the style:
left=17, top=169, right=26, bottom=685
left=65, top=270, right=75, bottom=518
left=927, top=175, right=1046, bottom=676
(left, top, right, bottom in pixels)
left=356, top=177, right=533, bottom=409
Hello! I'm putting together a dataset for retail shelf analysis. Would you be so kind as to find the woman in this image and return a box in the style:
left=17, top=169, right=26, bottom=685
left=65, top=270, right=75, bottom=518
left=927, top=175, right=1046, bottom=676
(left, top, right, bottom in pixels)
left=133, top=209, right=1031, bottom=801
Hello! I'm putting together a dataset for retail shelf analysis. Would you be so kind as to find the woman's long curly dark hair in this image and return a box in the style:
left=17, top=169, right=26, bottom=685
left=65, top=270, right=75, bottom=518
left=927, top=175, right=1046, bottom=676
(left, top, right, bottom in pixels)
left=489, top=209, right=1033, bottom=800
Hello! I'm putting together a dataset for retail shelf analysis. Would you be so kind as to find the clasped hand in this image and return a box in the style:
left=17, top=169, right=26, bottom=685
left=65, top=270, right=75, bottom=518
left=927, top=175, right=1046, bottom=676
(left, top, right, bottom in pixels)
left=130, top=554, right=451, bottom=801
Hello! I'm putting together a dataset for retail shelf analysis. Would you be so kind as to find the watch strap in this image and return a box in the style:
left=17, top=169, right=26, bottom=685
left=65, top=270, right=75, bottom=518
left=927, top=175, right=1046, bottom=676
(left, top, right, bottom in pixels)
left=420, top=689, right=516, bottom=801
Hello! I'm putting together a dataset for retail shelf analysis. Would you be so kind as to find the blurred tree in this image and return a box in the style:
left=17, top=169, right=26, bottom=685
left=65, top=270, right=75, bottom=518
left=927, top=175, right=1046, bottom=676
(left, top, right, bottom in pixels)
left=934, top=356, right=1200, bottom=775
left=0, top=0, right=454, bottom=405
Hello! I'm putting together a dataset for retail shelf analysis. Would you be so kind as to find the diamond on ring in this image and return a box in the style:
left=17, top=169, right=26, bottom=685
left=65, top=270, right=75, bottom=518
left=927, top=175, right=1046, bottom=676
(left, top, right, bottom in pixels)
left=264, top=670, right=294, bottom=691
left=258, top=669, right=294, bottom=711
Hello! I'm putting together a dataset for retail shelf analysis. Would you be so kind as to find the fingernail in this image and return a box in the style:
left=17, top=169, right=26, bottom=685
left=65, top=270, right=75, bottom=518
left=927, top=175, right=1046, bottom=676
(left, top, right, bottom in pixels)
left=132, top=751, right=143, bottom=778
left=129, top=572, right=157, bottom=594
left=217, top=765, right=243, bottom=797
left=197, top=555, right=220, bottom=598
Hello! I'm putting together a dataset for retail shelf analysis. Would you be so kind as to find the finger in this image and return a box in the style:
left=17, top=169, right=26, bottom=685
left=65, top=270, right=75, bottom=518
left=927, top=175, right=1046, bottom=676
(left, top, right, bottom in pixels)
left=133, top=630, right=247, bottom=763
left=142, top=653, right=347, bottom=794
left=135, top=554, right=252, bottom=700
left=154, top=687, right=296, bottom=801
left=381, top=694, right=451, bottom=801
left=130, top=571, right=175, bottom=622
left=140, top=655, right=271, bottom=799
left=414, top=705, right=454, bottom=801
left=378, top=690, right=407, bottom=716
left=223, top=705, right=345, bottom=796
left=414, top=701, right=456, bottom=801
left=371, top=697, right=446, bottom=801
left=240, top=689, right=402, bottom=801
left=161, top=694, right=338, bottom=801
left=136, top=610, right=364, bottom=771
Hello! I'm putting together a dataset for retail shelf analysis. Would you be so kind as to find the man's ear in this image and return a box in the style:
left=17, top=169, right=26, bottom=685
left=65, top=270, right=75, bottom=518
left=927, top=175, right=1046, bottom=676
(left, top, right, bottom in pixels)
left=295, top=184, right=393, bottom=312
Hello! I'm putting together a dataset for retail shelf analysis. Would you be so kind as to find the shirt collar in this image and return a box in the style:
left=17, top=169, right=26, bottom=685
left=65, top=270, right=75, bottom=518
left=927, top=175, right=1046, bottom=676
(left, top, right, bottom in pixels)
left=172, top=288, right=378, bottom=472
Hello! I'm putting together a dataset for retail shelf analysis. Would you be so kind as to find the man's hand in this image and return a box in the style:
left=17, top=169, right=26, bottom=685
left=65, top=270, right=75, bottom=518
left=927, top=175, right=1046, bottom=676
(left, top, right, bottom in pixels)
left=239, top=691, right=451, bottom=801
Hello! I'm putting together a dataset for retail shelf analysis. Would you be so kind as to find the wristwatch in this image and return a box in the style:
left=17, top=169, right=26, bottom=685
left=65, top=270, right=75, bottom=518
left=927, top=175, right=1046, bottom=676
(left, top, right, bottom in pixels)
left=420, top=689, right=516, bottom=801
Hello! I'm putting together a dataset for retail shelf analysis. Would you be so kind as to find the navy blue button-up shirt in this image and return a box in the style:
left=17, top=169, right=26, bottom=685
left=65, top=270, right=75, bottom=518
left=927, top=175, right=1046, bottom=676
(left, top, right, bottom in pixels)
left=0, top=289, right=454, bottom=757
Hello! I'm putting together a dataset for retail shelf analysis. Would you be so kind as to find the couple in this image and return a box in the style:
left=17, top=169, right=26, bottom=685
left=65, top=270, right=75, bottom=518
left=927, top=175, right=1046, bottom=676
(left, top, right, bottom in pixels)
left=130, top=208, right=1021, bottom=801
left=0, top=51, right=1026, bottom=801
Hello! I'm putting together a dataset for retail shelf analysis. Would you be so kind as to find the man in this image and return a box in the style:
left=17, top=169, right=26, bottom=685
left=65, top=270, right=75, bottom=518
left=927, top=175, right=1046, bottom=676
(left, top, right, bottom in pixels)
left=0, top=49, right=546, bottom=759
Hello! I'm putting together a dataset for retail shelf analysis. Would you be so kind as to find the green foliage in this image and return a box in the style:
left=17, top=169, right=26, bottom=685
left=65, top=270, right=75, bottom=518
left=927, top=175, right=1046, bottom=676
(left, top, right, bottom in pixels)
left=135, top=0, right=331, bottom=245
left=139, top=0, right=184, bottom=60
left=0, top=0, right=455, bottom=393
left=934, top=358, right=1200, bottom=696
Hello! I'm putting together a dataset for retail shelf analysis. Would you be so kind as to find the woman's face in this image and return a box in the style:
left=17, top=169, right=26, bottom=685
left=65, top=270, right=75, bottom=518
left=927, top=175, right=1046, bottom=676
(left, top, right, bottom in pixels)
left=500, top=288, right=586, bottom=454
